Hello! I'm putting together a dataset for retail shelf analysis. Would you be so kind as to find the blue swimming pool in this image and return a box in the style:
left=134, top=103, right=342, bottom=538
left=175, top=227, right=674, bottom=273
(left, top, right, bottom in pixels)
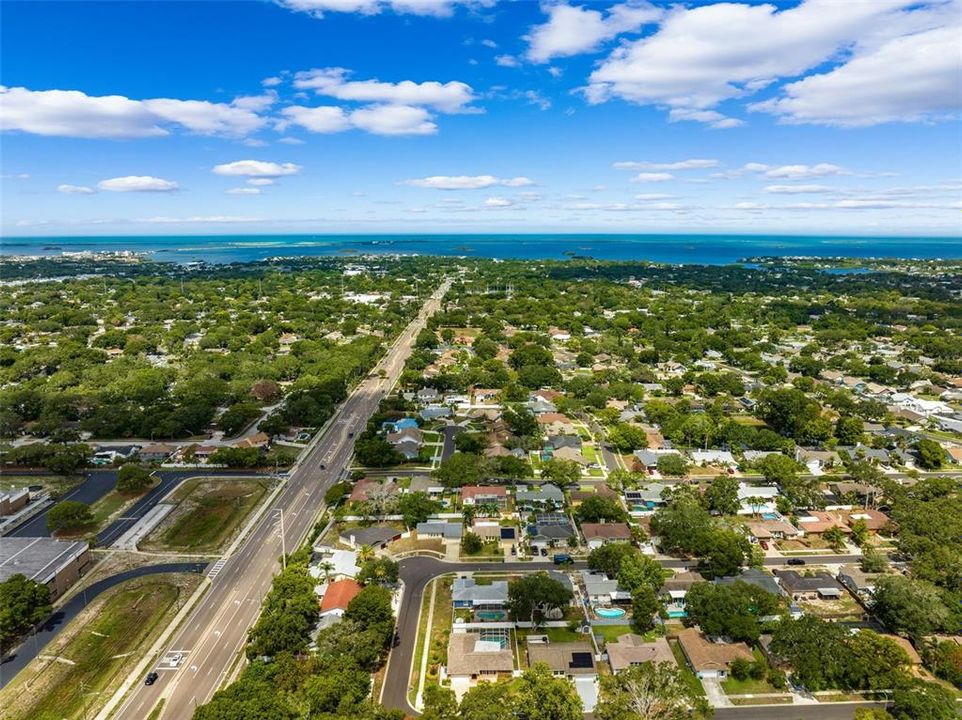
left=475, top=610, right=507, bottom=621
left=595, top=607, right=626, bottom=619
left=762, top=512, right=779, bottom=520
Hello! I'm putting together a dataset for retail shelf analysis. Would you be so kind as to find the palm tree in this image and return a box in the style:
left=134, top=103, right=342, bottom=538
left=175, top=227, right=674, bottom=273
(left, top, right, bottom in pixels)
left=318, top=560, right=335, bottom=581
left=359, top=545, right=375, bottom=564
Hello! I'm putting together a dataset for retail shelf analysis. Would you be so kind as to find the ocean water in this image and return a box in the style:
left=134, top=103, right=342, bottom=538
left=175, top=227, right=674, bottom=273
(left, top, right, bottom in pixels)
left=3, top=233, right=959, bottom=265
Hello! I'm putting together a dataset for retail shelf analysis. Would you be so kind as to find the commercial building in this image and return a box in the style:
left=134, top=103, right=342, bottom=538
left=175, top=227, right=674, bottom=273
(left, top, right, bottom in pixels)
left=0, top=536, right=90, bottom=599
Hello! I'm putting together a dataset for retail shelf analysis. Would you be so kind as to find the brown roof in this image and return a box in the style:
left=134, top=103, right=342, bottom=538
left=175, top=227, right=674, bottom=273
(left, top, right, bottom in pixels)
left=607, top=635, right=676, bottom=673
left=884, top=635, right=922, bottom=666
left=677, top=628, right=753, bottom=673
left=446, top=632, right=514, bottom=676
left=461, top=485, right=507, bottom=500
left=581, top=523, right=632, bottom=541
left=843, top=508, right=890, bottom=532
left=349, top=478, right=398, bottom=503
left=536, top=413, right=571, bottom=425
left=320, top=578, right=362, bottom=612
left=527, top=641, right=597, bottom=676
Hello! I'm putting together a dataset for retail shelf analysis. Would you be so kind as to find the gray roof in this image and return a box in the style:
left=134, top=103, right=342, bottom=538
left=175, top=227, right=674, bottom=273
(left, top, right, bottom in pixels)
left=516, top=484, right=564, bottom=504
left=715, top=568, right=785, bottom=597
left=581, top=570, right=619, bottom=597
left=339, top=525, right=400, bottom=547
left=775, top=570, right=844, bottom=594
left=417, top=521, right=463, bottom=539
left=0, top=537, right=88, bottom=584
left=548, top=435, right=582, bottom=450
left=453, top=577, right=509, bottom=604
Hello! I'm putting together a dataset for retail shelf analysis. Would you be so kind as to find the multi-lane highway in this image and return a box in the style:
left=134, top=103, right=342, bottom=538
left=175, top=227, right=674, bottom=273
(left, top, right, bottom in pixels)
left=107, top=281, right=449, bottom=720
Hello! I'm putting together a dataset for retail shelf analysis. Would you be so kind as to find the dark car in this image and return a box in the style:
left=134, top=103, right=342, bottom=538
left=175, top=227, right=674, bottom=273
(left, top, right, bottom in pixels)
left=319, top=463, right=326, bottom=470
left=392, top=632, right=401, bottom=647
left=786, top=558, right=806, bottom=566
left=145, top=671, right=159, bottom=686
left=539, top=548, right=548, bottom=557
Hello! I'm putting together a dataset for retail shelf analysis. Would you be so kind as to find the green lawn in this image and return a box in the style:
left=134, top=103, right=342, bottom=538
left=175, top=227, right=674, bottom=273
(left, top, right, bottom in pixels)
left=0, top=474, right=83, bottom=497
left=669, top=639, right=706, bottom=697
left=591, top=624, right=661, bottom=644
left=721, top=649, right=780, bottom=695
left=0, top=578, right=187, bottom=720
left=146, top=477, right=270, bottom=552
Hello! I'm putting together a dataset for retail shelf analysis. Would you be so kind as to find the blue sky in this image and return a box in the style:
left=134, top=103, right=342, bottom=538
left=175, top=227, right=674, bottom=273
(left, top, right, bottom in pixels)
left=2, top=0, right=960, bottom=236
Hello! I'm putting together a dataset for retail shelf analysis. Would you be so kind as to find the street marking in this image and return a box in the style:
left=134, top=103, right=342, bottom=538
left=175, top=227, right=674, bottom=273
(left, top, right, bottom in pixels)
left=207, top=558, right=227, bottom=579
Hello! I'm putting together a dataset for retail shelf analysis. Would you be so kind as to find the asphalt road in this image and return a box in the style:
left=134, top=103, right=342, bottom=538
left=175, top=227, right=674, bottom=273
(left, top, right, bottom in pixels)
left=441, top=424, right=463, bottom=462
left=380, top=553, right=867, bottom=717
left=0, top=562, right=207, bottom=689
left=110, top=282, right=449, bottom=720
left=7, top=470, right=118, bottom=537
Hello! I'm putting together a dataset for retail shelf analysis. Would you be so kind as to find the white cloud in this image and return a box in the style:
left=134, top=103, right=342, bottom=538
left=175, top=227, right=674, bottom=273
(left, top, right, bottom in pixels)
left=752, top=24, right=962, bottom=126
left=765, top=163, right=849, bottom=179
left=484, top=196, right=514, bottom=207
left=278, top=136, right=305, bottom=145
left=98, top=176, right=179, bottom=192
left=262, top=76, right=284, bottom=87
left=634, top=192, right=674, bottom=200
left=586, top=0, right=949, bottom=127
left=280, top=105, right=351, bottom=133
left=247, top=178, right=275, bottom=186
left=293, top=68, right=476, bottom=113
left=614, top=158, right=718, bottom=171
left=764, top=184, right=835, bottom=194
left=350, top=104, right=437, bottom=135
left=732, top=201, right=770, bottom=210
left=57, top=184, right=95, bottom=194
left=231, top=91, right=278, bottom=112
left=631, top=172, right=673, bottom=182
left=212, top=160, right=302, bottom=177
left=277, top=0, right=490, bottom=19
left=404, top=175, right=534, bottom=190
left=526, top=2, right=661, bottom=63
left=495, top=55, right=521, bottom=68
left=227, top=187, right=262, bottom=195
left=0, top=86, right=267, bottom=138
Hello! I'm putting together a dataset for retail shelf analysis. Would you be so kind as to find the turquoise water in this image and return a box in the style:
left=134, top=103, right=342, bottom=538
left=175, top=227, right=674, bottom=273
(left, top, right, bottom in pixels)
left=475, top=610, right=507, bottom=621
left=3, top=233, right=959, bottom=265
left=595, top=607, right=626, bottom=619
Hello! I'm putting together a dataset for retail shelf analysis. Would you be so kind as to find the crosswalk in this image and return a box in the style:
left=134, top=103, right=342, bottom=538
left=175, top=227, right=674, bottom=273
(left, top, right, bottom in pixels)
left=206, top=558, right=227, bottom=580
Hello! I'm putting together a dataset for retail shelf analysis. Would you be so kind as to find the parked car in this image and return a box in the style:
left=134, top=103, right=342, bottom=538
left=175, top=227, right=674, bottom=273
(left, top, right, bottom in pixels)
left=539, top=548, right=548, bottom=557
left=760, top=541, right=769, bottom=550
left=787, top=558, right=806, bottom=566
left=145, top=672, right=159, bottom=686
left=553, top=554, right=573, bottom=565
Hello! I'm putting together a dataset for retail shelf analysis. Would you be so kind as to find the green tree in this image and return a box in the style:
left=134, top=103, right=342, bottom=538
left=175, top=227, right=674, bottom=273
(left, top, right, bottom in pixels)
left=576, top=495, right=628, bottom=523
left=891, top=679, right=958, bottom=720
left=462, top=531, right=484, bottom=555
left=915, top=438, right=944, bottom=470
left=630, top=585, right=661, bottom=632
left=541, top=458, right=581, bottom=485
left=871, top=576, right=952, bottom=638
left=344, top=584, right=394, bottom=631
left=116, top=463, right=153, bottom=492
left=47, top=500, right=94, bottom=533
left=594, top=662, right=711, bottom=720
left=0, top=575, right=52, bottom=651
left=587, top=543, right=638, bottom=577
left=656, top=454, right=688, bottom=477
left=515, top=663, right=583, bottom=720
left=703, top=474, right=740, bottom=516
left=459, top=680, right=515, bottom=720
left=507, top=572, right=573, bottom=626
left=616, top=552, right=666, bottom=594
left=685, top=581, right=781, bottom=643
left=356, top=557, right=399, bottom=587
left=421, top=685, right=459, bottom=720
left=397, top=491, right=442, bottom=527
left=434, top=452, right=486, bottom=487
left=193, top=677, right=298, bottom=720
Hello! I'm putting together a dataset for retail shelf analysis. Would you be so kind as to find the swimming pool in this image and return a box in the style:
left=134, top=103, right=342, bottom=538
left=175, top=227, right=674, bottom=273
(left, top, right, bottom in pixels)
left=475, top=610, right=507, bottom=621
left=594, top=607, right=626, bottom=619
left=761, top=512, right=780, bottom=520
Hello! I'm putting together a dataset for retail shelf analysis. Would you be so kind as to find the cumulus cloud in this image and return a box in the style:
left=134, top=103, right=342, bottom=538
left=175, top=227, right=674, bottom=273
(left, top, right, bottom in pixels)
left=292, top=68, right=476, bottom=113
left=631, top=172, right=673, bottom=182
left=484, top=196, right=514, bottom=207
left=212, top=160, right=303, bottom=177
left=614, top=158, right=718, bottom=171
left=350, top=104, right=437, bottom=135
left=97, top=176, right=179, bottom=192
left=227, top=187, right=262, bottom=195
left=752, top=24, right=962, bottom=126
left=247, top=178, right=275, bottom=186
left=495, top=55, right=521, bottom=68
left=585, top=0, right=953, bottom=128
left=404, top=175, right=534, bottom=190
left=279, top=106, right=351, bottom=133
left=57, top=184, right=95, bottom=194
left=526, top=2, right=661, bottom=63
left=277, top=0, right=491, bottom=19
left=0, top=86, right=268, bottom=138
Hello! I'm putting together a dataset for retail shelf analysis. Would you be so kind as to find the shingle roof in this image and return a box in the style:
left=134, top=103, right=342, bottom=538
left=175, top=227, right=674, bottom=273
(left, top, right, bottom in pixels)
left=677, top=628, right=753, bottom=673
left=446, top=632, right=514, bottom=676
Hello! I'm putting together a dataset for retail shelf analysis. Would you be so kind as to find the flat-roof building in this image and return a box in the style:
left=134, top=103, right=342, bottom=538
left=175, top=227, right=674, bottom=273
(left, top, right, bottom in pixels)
left=0, top=537, right=90, bottom=599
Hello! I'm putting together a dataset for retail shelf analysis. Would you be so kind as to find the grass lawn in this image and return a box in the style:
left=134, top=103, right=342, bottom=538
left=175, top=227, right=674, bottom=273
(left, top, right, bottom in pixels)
left=408, top=575, right=442, bottom=706
left=0, top=576, right=194, bottom=720
left=591, top=624, right=635, bottom=643
left=516, top=627, right=584, bottom=648
left=90, top=480, right=158, bottom=528
left=669, top=639, right=706, bottom=697
left=144, top=477, right=270, bottom=553
left=721, top=649, right=780, bottom=695
left=424, top=577, right=453, bottom=691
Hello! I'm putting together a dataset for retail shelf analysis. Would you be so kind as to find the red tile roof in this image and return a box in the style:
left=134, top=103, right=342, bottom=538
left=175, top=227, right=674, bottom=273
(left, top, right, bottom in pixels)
left=320, top=578, right=362, bottom=613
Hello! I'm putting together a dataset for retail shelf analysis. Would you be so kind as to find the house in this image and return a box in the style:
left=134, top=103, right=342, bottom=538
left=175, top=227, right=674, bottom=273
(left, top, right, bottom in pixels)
left=446, top=631, right=515, bottom=684
left=547, top=434, right=583, bottom=451
left=420, top=405, right=452, bottom=421
left=417, top=521, right=463, bottom=541
left=319, top=578, right=362, bottom=618
left=581, top=570, right=630, bottom=604
left=837, top=565, right=882, bottom=599
left=624, top=484, right=669, bottom=513
left=659, top=571, right=705, bottom=618
left=795, top=510, right=851, bottom=536
left=471, top=521, right=517, bottom=544
left=632, top=449, right=681, bottom=472
left=310, top=548, right=360, bottom=581
left=743, top=450, right=781, bottom=463
left=528, top=640, right=597, bottom=678
left=453, top=577, right=509, bottom=608
left=737, top=484, right=780, bottom=516
left=774, top=570, right=844, bottom=600
left=339, top=525, right=402, bottom=549
left=386, top=427, right=424, bottom=460
left=461, top=485, right=508, bottom=508
left=234, top=431, right=270, bottom=450
left=516, top=483, right=564, bottom=510
left=528, top=514, right=576, bottom=549
left=606, top=635, right=676, bottom=673
left=553, top=446, right=591, bottom=466
left=408, top=475, right=445, bottom=498
left=745, top=516, right=801, bottom=542
left=472, top=388, right=501, bottom=404
left=794, top=448, right=840, bottom=475
left=842, top=508, right=891, bottom=533
left=382, top=417, right=419, bottom=434
left=139, top=443, right=175, bottom=462
left=416, top=387, right=440, bottom=404
left=715, top=568, right=785, bottom=597
left=580, top=522, right=632, bottom=549
left=677, top=628, right=754, bottom=679
left=691, top=450, right=736, bottom=466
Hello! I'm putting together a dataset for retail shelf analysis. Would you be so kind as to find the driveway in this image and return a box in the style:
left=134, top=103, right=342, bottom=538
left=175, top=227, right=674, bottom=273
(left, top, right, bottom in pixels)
left=701, top=676, right=732, bottom=707
left=440, top=425, right=463, bottom=462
